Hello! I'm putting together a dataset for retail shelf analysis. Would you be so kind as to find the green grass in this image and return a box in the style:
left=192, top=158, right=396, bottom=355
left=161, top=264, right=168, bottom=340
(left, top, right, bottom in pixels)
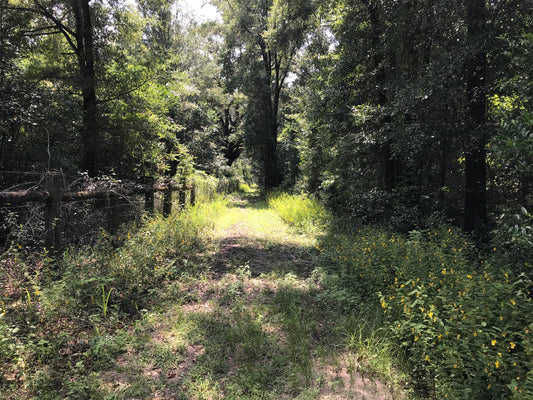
left=266, top=192, right=329, bottom=232
left=0, top=192, right=408, bottom=400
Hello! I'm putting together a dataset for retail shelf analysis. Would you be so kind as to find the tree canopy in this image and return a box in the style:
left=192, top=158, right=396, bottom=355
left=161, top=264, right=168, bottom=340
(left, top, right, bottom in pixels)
left=1, top=0, right=531, bottom=232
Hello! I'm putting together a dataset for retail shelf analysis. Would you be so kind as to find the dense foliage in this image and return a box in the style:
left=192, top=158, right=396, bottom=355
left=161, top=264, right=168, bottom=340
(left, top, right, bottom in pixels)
left=294, top=0, right=532, bottom=235
left=319, top=227, right=532, bottom=398
left=1, top=0, right=532, bottom=398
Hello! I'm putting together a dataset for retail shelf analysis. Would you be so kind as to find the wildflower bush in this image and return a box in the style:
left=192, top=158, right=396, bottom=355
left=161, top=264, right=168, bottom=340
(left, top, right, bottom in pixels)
left=319, top=227, right=533, bottom=399
left=267, top=192, right=329, bottom=231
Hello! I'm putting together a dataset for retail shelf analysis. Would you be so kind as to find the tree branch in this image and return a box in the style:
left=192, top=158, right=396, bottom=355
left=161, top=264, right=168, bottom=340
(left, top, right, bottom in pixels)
left=32, top=0, right=79, bottom=53
left=97, top=78, right=151, bottom=104
left=23, top=30, right=62, bottom=37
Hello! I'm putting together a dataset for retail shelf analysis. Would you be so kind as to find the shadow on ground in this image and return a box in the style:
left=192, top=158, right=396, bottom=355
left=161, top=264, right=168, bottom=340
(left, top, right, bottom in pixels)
left=227, top=193, right=269, bottom=210
left=212, top=235, right=318, bottom=278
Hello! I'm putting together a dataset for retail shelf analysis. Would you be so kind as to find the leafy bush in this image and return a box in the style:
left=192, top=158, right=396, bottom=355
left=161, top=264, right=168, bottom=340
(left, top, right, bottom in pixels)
left=319, top=227, right=533, bottom=399
left=267, top=192, right=329, bottom=231
left=193, top=171, right=220, bottom=203
left=492, top=207, right=533, bottom=278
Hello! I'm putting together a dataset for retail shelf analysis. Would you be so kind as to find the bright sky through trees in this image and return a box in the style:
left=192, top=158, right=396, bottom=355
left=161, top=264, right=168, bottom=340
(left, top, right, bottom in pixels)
left=180, top=0, right=221, bottom=22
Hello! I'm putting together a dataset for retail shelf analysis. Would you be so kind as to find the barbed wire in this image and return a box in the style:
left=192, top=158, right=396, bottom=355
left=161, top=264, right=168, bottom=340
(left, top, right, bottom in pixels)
left=1, top=171, right=188, bottom=249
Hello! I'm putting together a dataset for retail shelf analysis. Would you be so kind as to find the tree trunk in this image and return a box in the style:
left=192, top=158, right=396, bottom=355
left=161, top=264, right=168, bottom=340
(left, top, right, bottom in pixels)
left=220, top=107, right=241, bottom=166
left=259, top=47, right=283, bottom=189
left=72, top=0, right=99, bottom=176
left=464, top=0, right=489, bottom=235
left=365, top=0, right=400, bottom=191
left=264, top=120, right=282, bottom=189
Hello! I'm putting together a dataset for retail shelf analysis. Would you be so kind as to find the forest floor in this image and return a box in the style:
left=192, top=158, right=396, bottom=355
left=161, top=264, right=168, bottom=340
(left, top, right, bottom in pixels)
left=103, top=194, right=404, bottom=399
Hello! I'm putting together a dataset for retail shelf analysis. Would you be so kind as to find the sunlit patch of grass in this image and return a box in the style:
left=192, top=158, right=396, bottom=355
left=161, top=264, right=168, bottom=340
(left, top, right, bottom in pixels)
left=238, top=182, right=256, bottom=193
left=343, top=319, right=403, bottom=382
left=267, top=192, right=329, bottom=232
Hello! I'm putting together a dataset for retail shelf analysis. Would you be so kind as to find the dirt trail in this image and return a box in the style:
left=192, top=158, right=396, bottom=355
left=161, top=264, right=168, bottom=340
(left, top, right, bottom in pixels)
left=120, top=195, right=400, bottom=399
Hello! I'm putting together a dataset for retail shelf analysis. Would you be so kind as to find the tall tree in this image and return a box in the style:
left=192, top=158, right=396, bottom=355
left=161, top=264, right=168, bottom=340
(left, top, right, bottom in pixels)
left=6, top=0, right=100, bottom=174
left=213, top=0, right=315, bottom=189
left=463, top=0, right=489, bottom=234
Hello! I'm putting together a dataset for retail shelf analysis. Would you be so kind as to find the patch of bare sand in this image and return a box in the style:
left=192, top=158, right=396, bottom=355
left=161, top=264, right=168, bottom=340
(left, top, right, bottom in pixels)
left=314, top=360, right=395, bottom=400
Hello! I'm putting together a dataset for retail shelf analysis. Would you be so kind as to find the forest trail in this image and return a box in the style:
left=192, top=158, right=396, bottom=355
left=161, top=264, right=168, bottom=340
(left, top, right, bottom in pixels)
left=110, top=194, right=399, bottom=400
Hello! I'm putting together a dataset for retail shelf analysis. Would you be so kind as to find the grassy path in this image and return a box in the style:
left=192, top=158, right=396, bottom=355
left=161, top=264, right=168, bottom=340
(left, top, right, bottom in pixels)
left=102, top=194, right=400, bottom=400
left=1, top=194, right=405, bottom=400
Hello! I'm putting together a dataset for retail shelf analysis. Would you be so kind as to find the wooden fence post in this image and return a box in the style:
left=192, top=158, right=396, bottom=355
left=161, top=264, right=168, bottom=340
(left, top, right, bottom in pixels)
left=190, top=182, right=196, bottom=207
left=179, top=177, right=186, bottom=209
left=106, top=192, right=120, bottom=233
left=163, top=179, right=172, bottom=217
left=144, top=177, right=154, bottom=215
left=44, top=172, right=63, bottom=255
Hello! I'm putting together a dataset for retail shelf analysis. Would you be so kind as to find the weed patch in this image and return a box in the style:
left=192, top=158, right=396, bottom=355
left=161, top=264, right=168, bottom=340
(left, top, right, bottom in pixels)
left=319, top=227, right=533, bottom=398
left=267, top=192, right=329, bottom=232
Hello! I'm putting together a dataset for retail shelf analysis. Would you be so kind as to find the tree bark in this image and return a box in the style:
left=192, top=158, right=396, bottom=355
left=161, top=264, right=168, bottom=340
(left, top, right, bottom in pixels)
left=464, top=0, right=489, bottom=235
left=220, top=107, right=242, bottom=166
left=261, top=47, right=283, bottom=189
left=264, top=120, right=282, bottom=189
left=72, top=0, right=99, bottom=176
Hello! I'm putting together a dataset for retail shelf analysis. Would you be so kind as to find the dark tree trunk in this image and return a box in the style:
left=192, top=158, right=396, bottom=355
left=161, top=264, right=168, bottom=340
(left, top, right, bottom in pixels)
left=72, top=0, right=98, bottom=176
left=260, top=47, right=283, bottom=189
left=464, top=0, right=489, bottom=235
left=220, top=107, right=242, bottom=166
left=264, top=120, right=282, bottom=189
left=365, top=0, right=401, bottom=191
left=383, top=143, right=401, bottom=191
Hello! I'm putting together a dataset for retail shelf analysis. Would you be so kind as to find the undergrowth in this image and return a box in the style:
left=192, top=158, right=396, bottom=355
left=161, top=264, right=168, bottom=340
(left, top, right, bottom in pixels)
left=0, top=198, right=227, bottom=398
left=6, top=191, right=528, bottom=399
left=0, top=192, right=408, bottom=399
left=319, top=227, right=533, bottom=399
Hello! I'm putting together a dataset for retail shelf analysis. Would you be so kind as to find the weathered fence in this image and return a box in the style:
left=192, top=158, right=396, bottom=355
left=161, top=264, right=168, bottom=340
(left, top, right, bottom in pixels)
left=0, top=172, right=195, bottom=254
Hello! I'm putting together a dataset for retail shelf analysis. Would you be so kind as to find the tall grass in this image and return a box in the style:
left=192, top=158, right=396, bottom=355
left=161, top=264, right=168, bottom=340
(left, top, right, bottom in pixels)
left=0, top=197, right=228, bottom=399
left=267, top=192, right=329, bottom=231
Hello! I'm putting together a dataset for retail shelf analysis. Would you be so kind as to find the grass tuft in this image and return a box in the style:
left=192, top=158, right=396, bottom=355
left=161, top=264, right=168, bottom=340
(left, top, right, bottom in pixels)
left=267, top=192, right=329, bottom=232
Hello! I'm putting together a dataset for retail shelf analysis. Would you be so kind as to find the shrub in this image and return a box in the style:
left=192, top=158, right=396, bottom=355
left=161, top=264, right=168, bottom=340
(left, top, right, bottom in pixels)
left=55, top=197, right=227, bottom=316
left=193, top=171, right=219, bottom=203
